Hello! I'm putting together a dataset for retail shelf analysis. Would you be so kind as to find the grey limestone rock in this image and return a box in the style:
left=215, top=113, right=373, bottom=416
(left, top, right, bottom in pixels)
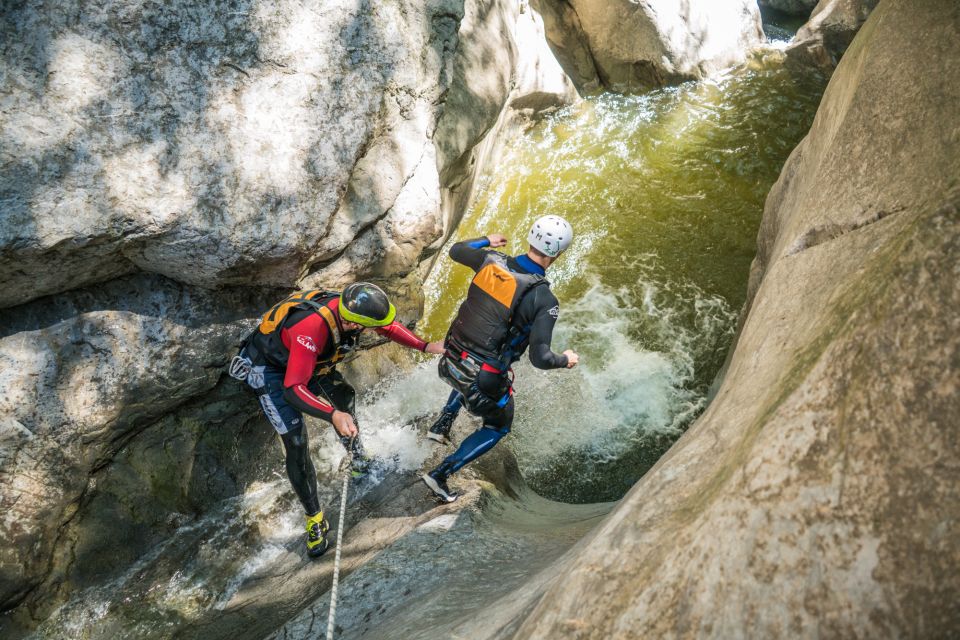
left=537, top=0, right=765, bottom=92
left=0, top=0, right=461, bottom=308
left=786, top=0, right=879, bottom=68
left=0, top=0, right=580, bottom=618
left=0, top=274, right=274, bottom=610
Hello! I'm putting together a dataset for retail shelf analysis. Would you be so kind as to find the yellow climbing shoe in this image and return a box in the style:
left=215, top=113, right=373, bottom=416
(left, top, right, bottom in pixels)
left=306, top=511, right=330, bottom=558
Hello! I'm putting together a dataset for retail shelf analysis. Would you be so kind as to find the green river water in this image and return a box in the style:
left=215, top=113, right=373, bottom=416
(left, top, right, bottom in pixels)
left=421, top=49, right=826, bottom=503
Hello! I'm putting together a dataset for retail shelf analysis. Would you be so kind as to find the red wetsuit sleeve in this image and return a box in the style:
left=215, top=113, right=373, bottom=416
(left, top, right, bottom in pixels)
left=280, top=314, right=336, bottom=422
left=375, top=321, right=428, bottom=351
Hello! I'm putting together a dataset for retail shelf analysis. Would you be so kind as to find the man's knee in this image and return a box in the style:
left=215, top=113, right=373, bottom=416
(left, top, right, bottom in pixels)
left=482, top=398, right=513, bottom=433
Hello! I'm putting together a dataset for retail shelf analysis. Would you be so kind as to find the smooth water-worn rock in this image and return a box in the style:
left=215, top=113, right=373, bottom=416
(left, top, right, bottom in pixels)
left=0, top=275, right=273, bottom=610
left=0, top=0, right=579, bottom=620
left=786, top=0, right=878, bottom=68
left=266, top=447, right=610, bottom=640
left=428, top=0, right=578, bottom=240
left=532, top=0, right=602, bottom=92
left=452, top=0, right=960, bottom=636
left=538, top=0, right=764, bottom=92
left=0, top=0, right=449, bottom=307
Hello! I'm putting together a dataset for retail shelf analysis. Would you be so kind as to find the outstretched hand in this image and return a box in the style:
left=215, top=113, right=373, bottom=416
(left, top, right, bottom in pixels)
left=424, top=341, right=445, bottom=355
left=563, top=350, right=579, bottom=369
left=487, top=233, right=508, bottom=248
left=331, top=410, right=359, bottom=438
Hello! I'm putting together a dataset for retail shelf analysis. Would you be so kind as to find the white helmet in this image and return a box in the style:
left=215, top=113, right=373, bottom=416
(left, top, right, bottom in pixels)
left=527, top=215, right=573, bottom=257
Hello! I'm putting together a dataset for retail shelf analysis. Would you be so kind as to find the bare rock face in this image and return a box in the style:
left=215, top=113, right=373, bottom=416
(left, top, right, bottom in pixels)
left=537, top=0, right=765, bottom=92
left=0, top=0, right=579, bottom=619
left=759, top=0, right=819, bottom=16
left=428, top=0, right=578, bottom=239
left=531, top=0, right=602, bottom=92
left=0, top=0, right=452, bottom=308
left=787, top=0, right=879, bottom=68
left=457, top=0, right=960, bottom=636
left=0, top=275, right=273, bottom=610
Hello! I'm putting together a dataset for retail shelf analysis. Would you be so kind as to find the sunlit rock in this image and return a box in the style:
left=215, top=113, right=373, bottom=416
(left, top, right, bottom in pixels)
left=0, top=0, right=456, bottom=307
left=0, top=0, right=580, bottom=619
left=537, top=0, right=765, bottom=92
left=787, top=0, right=879, bottom=68
left=472, top=0, right=960, bottom=636
left=531, top=0, right=602, bottom=92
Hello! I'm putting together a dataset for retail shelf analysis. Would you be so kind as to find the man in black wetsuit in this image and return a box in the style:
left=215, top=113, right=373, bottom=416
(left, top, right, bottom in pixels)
left=421, top=215, right=579, bottom=502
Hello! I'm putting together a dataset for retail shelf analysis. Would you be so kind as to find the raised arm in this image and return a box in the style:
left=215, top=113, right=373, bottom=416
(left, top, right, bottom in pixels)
left=449, top=233, right=508, bottom=271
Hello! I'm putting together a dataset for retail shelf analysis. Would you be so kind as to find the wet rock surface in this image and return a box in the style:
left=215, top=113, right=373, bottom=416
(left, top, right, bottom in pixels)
left=266, top=447, right=610, bottom=640
left=451, top=0, right=960, bottom=636
left=0, top=275, right=275, bottom=611
left=3, top=0, right=957, bottom=636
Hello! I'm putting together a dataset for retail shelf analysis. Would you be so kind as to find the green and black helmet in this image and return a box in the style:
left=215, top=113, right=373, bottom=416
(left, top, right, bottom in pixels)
left=339, top=282, right=396, bottom=327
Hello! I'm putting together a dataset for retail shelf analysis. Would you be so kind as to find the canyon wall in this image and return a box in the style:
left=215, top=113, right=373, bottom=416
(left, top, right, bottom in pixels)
left=537, top=0, right=764, bottom=92
left=0, top=0, right=577, bottom=617
left=454, top=0, right=960, bottom=636
left=1, top=0, right=798, bottom=630
left=787, top=0, right=879, bottom=68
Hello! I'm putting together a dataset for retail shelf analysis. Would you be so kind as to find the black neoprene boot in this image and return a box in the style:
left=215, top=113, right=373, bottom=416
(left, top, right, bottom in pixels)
left=421, top=468, right=459, bottom=503
left=427, top=411, right=456, bottom=445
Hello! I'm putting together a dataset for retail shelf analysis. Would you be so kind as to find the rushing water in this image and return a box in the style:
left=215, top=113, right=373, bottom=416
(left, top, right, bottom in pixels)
left=15, top=41, right=826, bottom=640
left=420, top=49, right=826, bottom=503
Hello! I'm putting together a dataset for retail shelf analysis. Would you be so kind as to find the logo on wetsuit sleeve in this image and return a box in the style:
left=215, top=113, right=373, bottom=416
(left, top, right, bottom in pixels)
left=297, top=335, right=317, bottom=353
left=548, top=305, right=560, bottom=318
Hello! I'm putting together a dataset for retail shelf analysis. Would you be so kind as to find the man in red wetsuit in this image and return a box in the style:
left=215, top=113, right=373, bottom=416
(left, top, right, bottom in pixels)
left=238, top=282, right=443, bottom=557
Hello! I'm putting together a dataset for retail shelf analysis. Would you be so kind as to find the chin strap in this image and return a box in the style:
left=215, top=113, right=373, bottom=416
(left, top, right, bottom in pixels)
left=326, top=436, right=354, bottom=640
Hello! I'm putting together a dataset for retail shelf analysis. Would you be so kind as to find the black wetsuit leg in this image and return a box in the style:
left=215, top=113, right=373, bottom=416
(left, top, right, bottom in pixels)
left=253, top=367, right=321, bottom=515
left=280, top=426, right=321, bottom=516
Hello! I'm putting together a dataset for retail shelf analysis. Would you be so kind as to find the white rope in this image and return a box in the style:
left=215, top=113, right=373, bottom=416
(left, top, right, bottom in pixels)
left=326, top=441, right=353, bottom=640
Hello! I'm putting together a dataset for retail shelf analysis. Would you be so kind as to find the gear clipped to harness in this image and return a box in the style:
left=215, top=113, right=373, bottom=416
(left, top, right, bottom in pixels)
left=228, top=354, right=252, bottom=381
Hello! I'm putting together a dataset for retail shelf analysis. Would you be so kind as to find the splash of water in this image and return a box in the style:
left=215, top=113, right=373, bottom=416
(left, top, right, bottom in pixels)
left=420, top=54, right=825, bottom=502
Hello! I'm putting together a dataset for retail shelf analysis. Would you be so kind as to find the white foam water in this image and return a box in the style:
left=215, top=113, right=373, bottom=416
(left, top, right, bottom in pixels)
left=503, top=277, right=735, bottom=494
